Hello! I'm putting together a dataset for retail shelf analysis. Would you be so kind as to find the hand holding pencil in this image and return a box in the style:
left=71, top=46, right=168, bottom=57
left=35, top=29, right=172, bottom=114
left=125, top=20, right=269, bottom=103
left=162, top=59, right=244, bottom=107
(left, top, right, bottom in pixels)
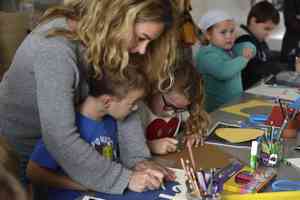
left=134, top=160, right=176, bottom=181
left=128, top=168, right=164, bottom=192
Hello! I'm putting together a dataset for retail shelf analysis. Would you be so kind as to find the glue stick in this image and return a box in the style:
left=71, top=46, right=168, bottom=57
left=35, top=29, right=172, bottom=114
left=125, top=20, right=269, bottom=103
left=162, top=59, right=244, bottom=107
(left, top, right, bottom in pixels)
left=250, top=141, right=258, bottom=170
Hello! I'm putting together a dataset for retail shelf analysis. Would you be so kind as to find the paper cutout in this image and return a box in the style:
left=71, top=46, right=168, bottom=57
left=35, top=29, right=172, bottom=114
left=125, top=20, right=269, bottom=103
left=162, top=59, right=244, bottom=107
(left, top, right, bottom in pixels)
left=220, top=100, right=273, bottom=118
left=246, top=84, right=300, bottom=101
left=206, top=122, right=252, bottom=148
left=215, top=128, right=264, bottom=143
left=286, top=158, right=300, bottom=169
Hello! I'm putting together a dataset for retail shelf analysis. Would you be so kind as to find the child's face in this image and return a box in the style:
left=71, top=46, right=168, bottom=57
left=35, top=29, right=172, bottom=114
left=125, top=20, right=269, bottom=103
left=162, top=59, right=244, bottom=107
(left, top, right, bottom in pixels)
left=108, top=89, right=144, bottom=120
left=207, top=20, right=236, bottom=50
left=249, top=18, right=276, bottom=42
left=154, top=90, right=191, bottom=117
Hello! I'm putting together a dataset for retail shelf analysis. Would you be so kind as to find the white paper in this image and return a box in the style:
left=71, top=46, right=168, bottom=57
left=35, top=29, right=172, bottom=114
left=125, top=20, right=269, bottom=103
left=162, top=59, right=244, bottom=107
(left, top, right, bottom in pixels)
left=286, top=158, right=300, bottom=169
left=246, top=84, right=300, bottom=101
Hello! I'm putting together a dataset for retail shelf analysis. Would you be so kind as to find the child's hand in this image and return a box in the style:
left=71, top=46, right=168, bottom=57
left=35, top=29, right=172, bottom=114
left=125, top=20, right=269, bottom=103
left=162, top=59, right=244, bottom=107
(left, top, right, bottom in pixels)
left=128, top=168, right=164, bottom=192
left=242, top=47, right=254, bottom=60
left=147, top=138, right=178, bottom=155
left=184, top=134, right=203, bottom=147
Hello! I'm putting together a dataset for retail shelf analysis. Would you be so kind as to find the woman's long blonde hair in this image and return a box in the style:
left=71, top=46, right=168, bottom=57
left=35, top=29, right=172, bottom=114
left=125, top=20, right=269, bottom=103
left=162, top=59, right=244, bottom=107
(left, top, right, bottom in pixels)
left=41, top=0, right=178, bottom=91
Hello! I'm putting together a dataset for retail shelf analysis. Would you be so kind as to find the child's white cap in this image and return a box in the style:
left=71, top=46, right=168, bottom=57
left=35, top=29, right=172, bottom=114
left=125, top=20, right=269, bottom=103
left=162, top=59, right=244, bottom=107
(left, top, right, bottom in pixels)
left=199, top=10, right=234, bottom=32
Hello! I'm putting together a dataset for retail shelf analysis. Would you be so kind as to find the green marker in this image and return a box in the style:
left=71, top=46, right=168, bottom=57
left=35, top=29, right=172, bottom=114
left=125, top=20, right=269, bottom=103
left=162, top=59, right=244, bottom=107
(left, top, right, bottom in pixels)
left=250, top=141, right=258, bottom=170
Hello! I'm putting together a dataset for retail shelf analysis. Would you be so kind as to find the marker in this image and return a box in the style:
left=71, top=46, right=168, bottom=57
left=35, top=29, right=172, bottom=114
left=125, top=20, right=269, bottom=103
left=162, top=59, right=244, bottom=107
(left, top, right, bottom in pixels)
left=160, top=181, right=166, bottom=190
left=250, top=141, right=258, bottom=170
left=278, top=116, right=289, bottom=138
left=161, top=181, right=166, bottom=190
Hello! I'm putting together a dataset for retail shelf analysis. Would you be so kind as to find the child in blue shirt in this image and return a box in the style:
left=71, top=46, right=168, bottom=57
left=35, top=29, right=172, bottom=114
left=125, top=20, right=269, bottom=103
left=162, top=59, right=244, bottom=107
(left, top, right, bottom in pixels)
left=196, top=10, right=256, bottom=112
left=26, top=67, right=173, bottom=200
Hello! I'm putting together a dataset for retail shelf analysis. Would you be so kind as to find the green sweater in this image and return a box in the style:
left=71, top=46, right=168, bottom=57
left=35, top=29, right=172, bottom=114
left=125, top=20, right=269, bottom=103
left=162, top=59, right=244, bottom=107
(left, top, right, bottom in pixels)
left=196, top=43, right=256, bottom=112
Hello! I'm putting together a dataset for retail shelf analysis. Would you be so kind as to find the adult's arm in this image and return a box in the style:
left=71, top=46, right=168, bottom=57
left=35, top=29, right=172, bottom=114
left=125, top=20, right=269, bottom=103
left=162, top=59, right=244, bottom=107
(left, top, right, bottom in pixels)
left=27, top=139, right=87, bottom=191
left=118, top=110, right=152, bottom=169
left=283, top=0, right=300, bottom=33
left=34, top=38, right=131, bottom=194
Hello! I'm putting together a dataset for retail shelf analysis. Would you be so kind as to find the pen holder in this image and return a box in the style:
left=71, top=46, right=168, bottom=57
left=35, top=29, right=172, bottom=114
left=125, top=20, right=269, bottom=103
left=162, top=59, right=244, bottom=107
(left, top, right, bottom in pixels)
left=282, top=119, right=299, bottom=139
left=259, top=139, right=284, bottom=167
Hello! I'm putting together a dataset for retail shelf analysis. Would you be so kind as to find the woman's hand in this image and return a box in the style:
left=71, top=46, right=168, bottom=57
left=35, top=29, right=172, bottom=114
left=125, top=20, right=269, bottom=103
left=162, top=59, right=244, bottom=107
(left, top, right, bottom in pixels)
left=134, top=160, right=176, bottom=182
left=128, top=168, right=164, bottom=192
left=147, top=138, right=178, bottom=155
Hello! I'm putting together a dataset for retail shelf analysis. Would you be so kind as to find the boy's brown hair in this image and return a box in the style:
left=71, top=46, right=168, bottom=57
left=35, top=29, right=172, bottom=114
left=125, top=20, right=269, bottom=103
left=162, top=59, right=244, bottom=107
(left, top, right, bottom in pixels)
left=89, top=65, right=149, bottom=99
left=247, top=1, right=280, bottom=25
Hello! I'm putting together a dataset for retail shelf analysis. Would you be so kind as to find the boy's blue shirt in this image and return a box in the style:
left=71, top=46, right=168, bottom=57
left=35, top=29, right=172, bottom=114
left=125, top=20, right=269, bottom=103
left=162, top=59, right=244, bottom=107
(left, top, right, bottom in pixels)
left=30, top=112, right=119, bottom=200
left=195, top=42, right=256, bottom=112
left=30, top=112, right=180, bottom=200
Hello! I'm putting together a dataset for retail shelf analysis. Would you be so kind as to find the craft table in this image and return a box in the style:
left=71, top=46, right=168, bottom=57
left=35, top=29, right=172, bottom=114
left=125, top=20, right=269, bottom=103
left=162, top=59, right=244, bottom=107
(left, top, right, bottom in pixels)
left=208, top=93, right=300, bottom=189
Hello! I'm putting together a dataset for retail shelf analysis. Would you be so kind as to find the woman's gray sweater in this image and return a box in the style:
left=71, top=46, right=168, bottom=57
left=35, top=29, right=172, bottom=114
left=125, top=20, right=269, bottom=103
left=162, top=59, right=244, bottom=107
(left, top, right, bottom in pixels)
left=0, top=18, right=150, bottom=194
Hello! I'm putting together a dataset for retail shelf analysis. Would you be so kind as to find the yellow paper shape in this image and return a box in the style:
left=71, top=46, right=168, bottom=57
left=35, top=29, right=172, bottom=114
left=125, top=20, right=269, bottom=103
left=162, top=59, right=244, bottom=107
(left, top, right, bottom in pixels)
left=220, top=100, right=273, bottom=118
left=215, top=128, right=264, bottom=143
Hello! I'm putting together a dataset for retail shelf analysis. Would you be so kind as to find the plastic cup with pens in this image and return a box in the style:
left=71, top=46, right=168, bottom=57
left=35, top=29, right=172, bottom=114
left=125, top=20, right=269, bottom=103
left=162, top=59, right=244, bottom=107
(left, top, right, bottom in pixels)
left=258, top=129, right=284, bottom=167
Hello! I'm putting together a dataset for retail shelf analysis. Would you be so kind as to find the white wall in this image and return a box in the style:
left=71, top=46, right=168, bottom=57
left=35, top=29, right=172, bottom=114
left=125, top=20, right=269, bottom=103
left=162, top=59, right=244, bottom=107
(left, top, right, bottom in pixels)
left=190, top=0, right=285, bottom=51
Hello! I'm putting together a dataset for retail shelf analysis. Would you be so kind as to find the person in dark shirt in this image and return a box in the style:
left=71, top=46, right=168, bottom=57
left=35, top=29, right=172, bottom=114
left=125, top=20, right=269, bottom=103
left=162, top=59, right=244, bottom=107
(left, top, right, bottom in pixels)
left=235, top=1, right=281, bottom=90
left=281, top=0, right=300, bottom=66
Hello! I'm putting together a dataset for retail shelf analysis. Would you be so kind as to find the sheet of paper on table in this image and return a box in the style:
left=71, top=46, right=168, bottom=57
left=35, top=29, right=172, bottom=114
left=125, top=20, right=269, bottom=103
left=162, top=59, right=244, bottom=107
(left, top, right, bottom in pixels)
left=246, top=84, right=300, bottom=101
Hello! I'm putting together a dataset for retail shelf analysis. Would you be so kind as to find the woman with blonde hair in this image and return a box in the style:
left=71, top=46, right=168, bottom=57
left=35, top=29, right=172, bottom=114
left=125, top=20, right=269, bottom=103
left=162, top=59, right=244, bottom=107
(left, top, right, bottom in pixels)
left=0, top=0, right=177, bottom=195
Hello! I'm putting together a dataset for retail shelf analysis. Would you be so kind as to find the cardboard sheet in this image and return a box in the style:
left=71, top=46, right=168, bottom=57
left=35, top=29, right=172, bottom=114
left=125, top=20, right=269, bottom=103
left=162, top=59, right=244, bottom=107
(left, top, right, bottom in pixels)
left=157, top=144, right=233, bottom=170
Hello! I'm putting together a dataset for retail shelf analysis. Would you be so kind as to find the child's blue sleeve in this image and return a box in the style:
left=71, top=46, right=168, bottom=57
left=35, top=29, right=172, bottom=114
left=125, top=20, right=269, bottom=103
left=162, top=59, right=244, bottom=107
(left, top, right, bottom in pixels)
left=30, top=140, right=60, bottom=170
left=233, top=41, right=257, bottom=57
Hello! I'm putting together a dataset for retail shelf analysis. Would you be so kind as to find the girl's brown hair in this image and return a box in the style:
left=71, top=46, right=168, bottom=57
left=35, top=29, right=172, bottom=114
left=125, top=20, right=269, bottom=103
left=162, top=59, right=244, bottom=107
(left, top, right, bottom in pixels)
left=40, top=0, right=178, bottom=91
left=172, top=60, right=210, bottom=137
